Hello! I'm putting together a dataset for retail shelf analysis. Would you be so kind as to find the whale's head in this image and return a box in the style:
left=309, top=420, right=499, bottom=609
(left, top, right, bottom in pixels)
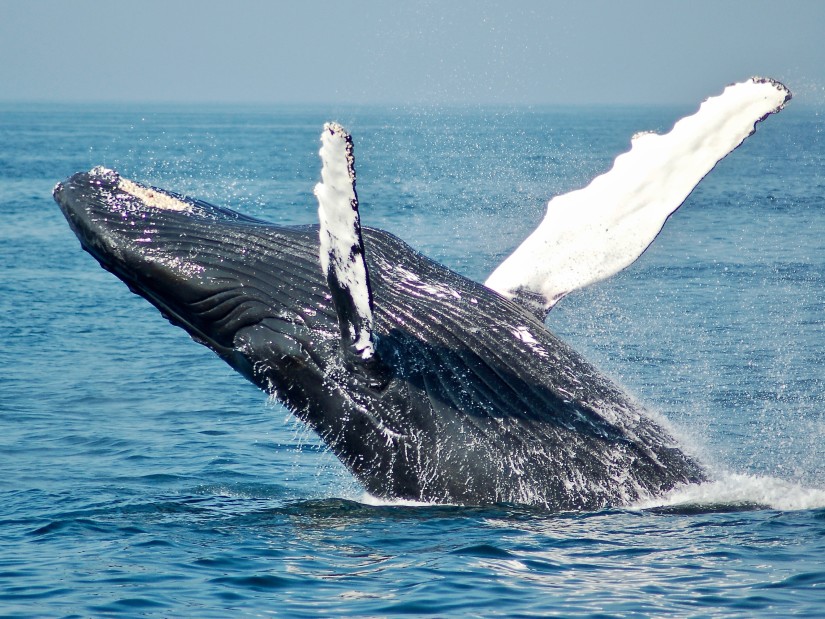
left=53, top=167, right=340, bottom=399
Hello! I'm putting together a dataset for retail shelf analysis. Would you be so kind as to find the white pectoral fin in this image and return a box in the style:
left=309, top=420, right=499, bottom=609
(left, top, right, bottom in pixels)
left=484, top=77, right=791, bottom=318
left=314, top=122, right=376, bottom=362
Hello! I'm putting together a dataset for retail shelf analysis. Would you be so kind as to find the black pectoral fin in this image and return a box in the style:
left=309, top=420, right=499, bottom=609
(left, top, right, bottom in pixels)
left=314, top=122, right=389, bottom=387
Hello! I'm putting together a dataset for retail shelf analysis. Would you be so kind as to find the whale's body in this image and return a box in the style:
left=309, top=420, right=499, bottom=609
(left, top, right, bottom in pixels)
left=54, top=78, right=791, bottom=510
left=54, top=168, right=705, bottom=510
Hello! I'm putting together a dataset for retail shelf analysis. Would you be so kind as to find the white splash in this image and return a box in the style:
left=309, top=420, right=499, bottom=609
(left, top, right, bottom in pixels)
left=633, top=473, right=825, bottom=512
left=485, top=77, right=791, bottom=314
left=358, top=492, right=436, bottom=507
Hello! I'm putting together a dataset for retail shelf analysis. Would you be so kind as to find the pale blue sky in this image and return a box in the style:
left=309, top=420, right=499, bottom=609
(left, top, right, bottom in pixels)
left=3, top=0, right=824, bottom=105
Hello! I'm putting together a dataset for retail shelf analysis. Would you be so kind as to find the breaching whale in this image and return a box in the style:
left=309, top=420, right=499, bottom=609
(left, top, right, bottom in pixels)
left=54, top=78, right=790, bottom=511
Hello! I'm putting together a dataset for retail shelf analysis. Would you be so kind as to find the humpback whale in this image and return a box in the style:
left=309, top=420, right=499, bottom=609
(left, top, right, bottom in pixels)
left=54, top=78, right=790, bottom=511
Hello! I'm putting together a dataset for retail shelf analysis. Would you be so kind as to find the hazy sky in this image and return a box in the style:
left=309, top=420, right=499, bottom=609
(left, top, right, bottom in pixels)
left=3, top=1, right=824, bottom=106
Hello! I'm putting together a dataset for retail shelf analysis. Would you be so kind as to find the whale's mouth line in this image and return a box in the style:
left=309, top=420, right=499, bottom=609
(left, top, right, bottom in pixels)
left=56, top=175, right=328, bottom=395
left=79, top=233, right=237, bottom=358
left=54, top=175, right=238, bottom=360
left=86, top=236, right=317, bottom=386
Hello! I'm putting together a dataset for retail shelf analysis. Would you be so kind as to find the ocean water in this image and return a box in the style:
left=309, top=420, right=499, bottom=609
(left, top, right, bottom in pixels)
left=2, top=100, right=825, bottom=617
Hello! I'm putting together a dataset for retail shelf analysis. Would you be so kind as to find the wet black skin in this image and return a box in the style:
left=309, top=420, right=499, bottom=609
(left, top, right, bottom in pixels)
left=54, top=169, right=707, bottom=511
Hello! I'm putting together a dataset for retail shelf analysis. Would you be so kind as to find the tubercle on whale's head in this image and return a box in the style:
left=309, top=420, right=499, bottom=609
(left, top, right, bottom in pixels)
left=53, top=167, right=205, bottom=280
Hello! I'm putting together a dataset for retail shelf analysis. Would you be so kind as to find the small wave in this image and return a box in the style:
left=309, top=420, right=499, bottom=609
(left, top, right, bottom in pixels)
left=194, top=482, right=289, bottom=500
left=277, top=495, right=524, bottom=521
left=633, top=473, right=825, bottom=512
left=358, top=492, right=434, bottom=508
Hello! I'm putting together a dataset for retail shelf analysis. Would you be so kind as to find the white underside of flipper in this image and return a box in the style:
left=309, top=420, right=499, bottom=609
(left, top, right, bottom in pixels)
left=484, top=77, right=791, bottom=317
left=314, top=122, right=376, bottom=360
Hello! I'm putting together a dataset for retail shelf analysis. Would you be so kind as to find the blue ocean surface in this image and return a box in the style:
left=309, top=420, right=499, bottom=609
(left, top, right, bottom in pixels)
left=1, top=100, right=824, bottom=617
